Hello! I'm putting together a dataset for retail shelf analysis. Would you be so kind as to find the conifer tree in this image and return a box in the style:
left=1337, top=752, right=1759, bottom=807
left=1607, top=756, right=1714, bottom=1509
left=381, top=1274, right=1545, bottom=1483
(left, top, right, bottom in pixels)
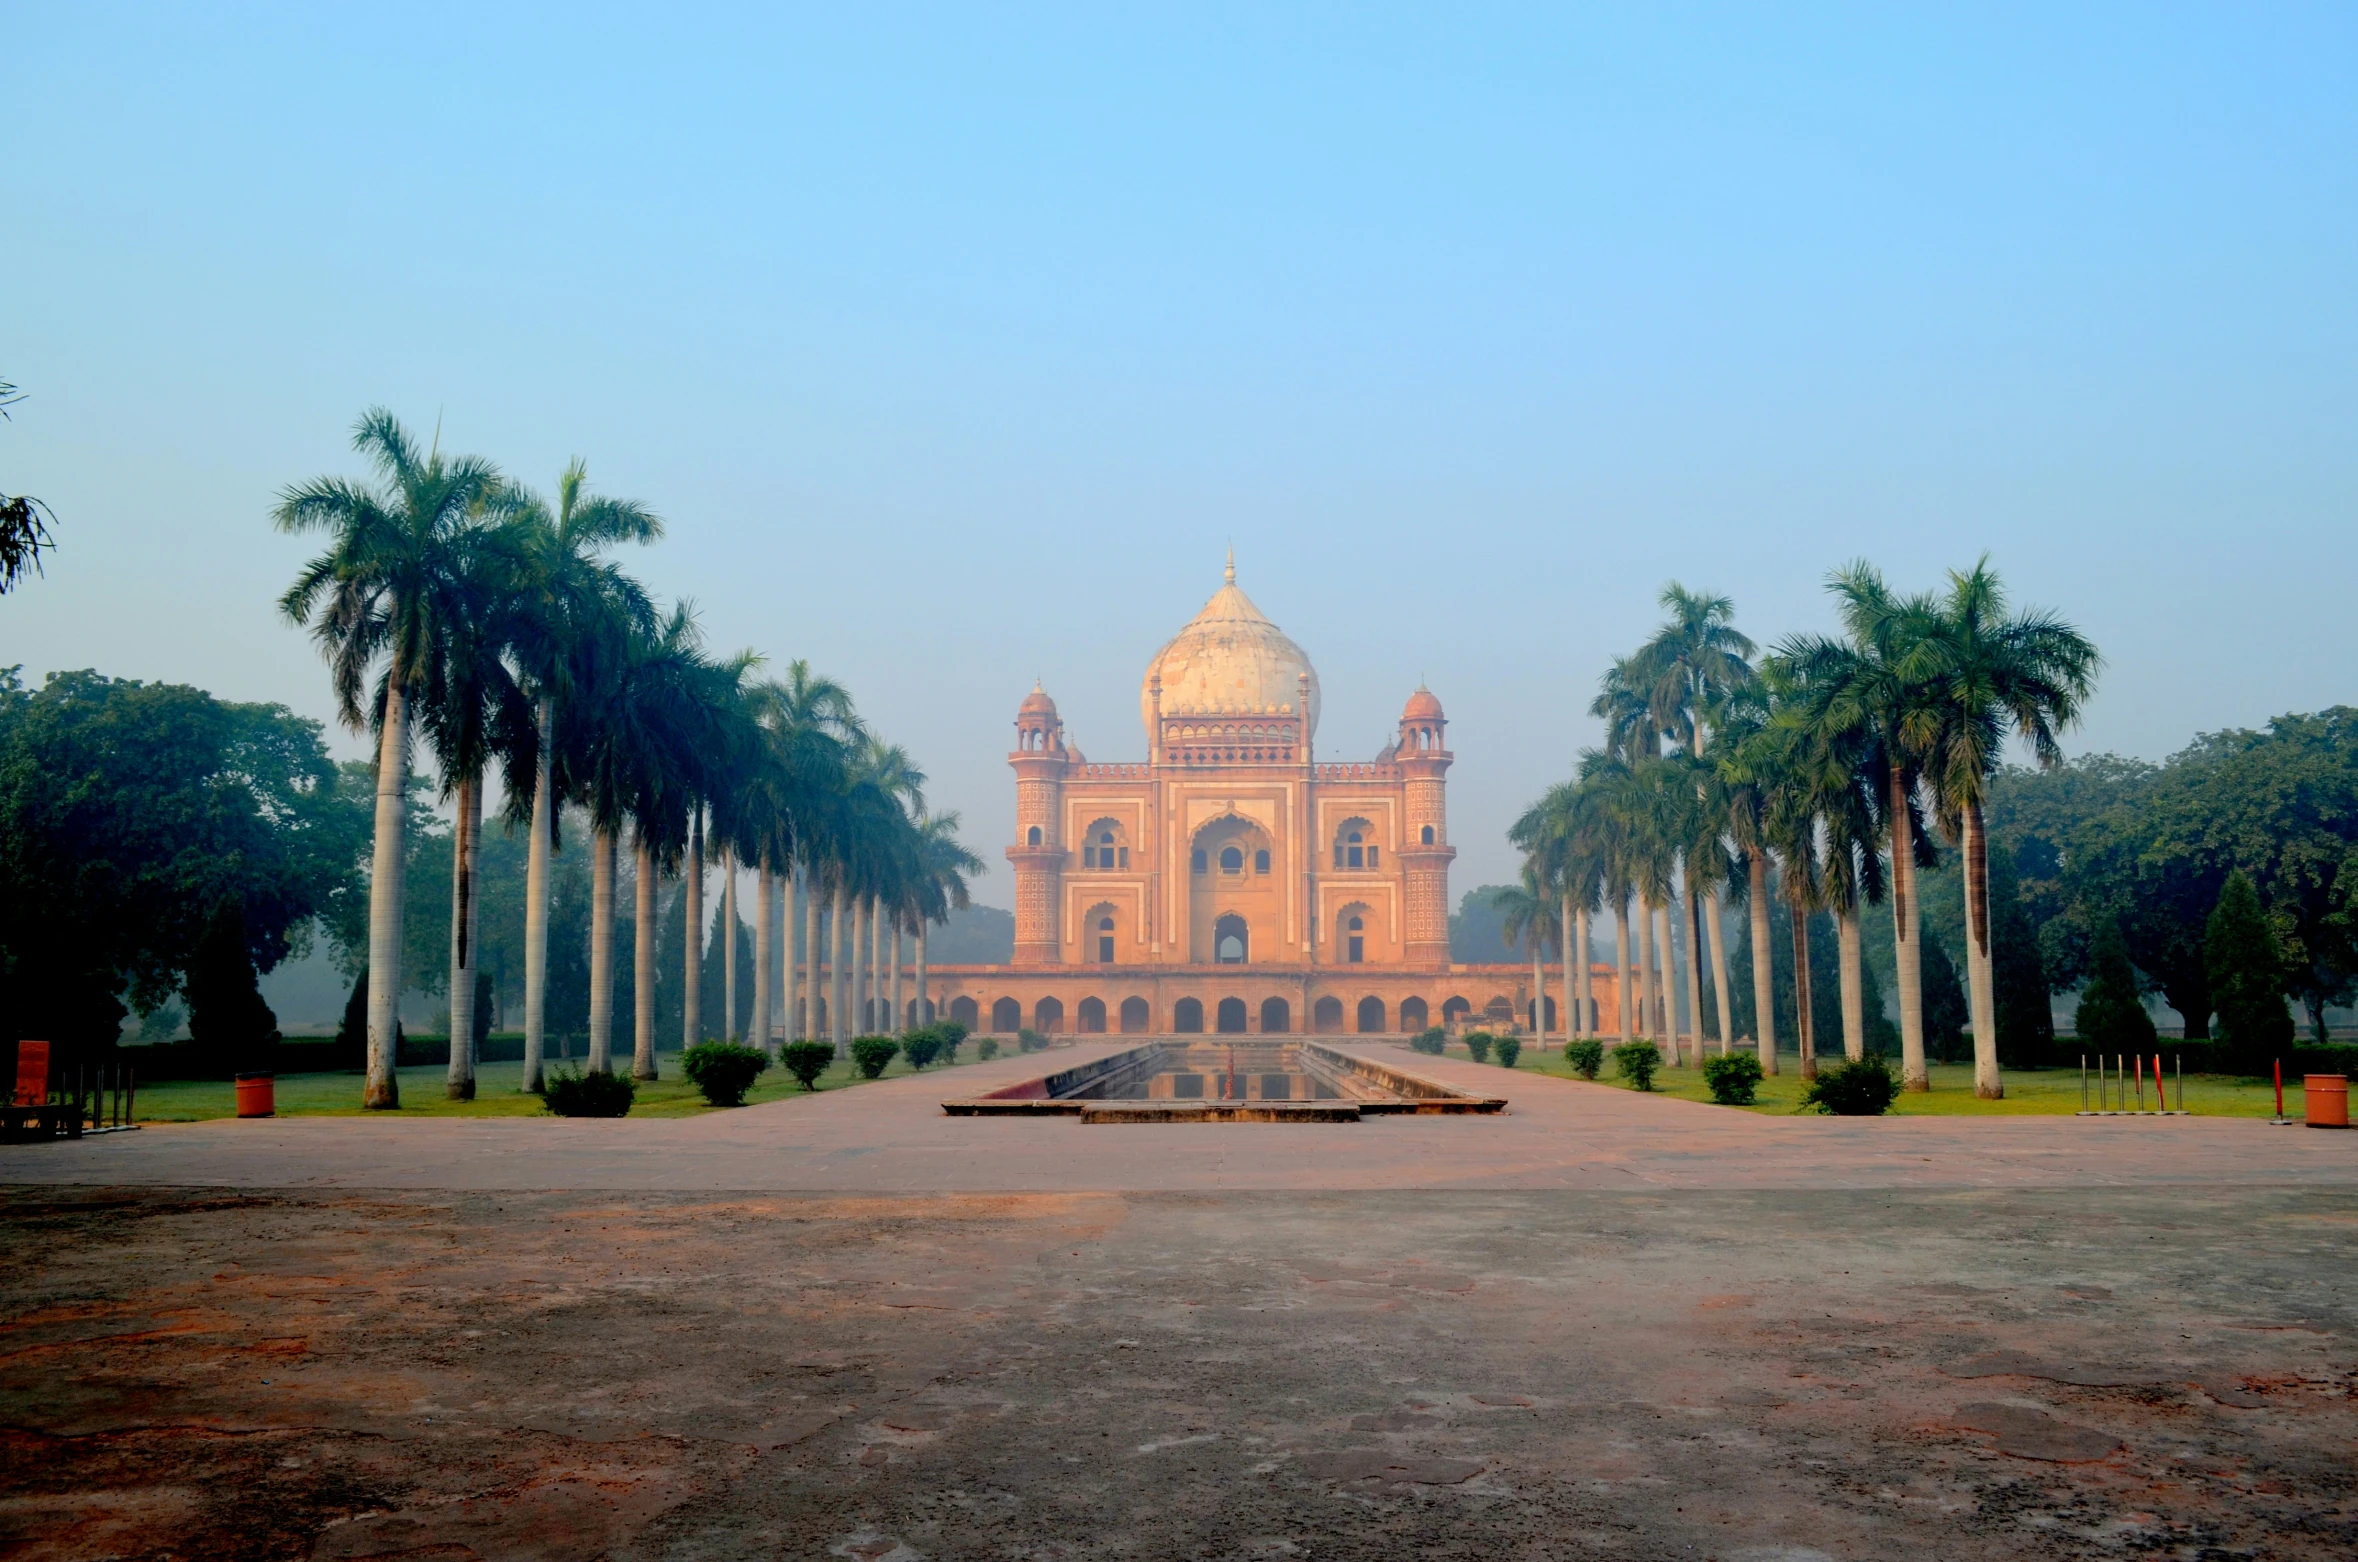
left=186, top=901, right=280, bottom=1075
left=2207, top=869, right=2292, bottom=1072
left=2072, top=917, right=2156, bottom=1054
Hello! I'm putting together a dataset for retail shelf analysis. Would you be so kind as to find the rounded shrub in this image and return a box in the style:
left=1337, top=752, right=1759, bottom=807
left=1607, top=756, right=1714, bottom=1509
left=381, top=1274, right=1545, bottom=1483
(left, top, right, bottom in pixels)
left=850, top=1035, right=900, bottom=1080
left=1463, top=1031, right=1494, bottom=1064
left=1565, top=1040, right=1604, bottom=1080
left=1800, top=1055, right=1900, bottom=1116
left=1492, top=1034, right=1522, bottom=1069
left=779, top=1040, right=836, bottom=1091
left=977, top=1036, right=1000, bottom=1061
left=902, top=1028, right=943, bottom=1070
left=1612, top=1039, right=1662, bottom=1091
left=1701, top=1050, right=1764, bottom=1105
left=935, top=1020, right=969, bottom=1064
left=682, top=1041, right=771, bottom=1107
left=543, top=1068, right=635, bottom=1118
left=1410, top=1027, right=1447, bottom=1056
left=1017, top=1027, right=1049, bottom=1054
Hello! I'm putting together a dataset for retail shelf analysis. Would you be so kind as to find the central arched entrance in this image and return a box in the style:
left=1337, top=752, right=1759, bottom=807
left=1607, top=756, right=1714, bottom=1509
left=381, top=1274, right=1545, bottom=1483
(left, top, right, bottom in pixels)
left=1216, top=996, right=1248, bottom=1033
left=1214, top=913, right=1249, bottom=964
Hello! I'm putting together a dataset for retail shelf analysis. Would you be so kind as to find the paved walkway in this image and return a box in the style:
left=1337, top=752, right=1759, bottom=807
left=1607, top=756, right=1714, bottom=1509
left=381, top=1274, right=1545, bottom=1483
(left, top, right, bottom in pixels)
left=5, top=1041, right=2352, bottom=1192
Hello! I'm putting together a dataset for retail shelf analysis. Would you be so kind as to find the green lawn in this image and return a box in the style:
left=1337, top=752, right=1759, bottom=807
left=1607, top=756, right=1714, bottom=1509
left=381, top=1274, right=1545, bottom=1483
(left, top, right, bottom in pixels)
left=1424, top=1041, right=2296, bottom=1117
left=131, top=1044, right=1002, bottom=1122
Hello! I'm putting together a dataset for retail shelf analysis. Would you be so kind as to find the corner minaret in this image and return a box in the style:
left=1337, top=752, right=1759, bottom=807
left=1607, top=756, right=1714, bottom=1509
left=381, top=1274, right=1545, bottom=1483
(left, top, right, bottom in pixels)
left=1396, top=686, right=1455, bottom=963
left=1008, top=682, right=1068, bottom=966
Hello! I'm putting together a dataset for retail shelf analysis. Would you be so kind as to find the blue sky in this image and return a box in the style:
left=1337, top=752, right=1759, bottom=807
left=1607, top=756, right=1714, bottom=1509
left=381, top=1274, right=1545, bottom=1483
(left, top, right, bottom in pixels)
left=5, top=3, right=2352, bottom=895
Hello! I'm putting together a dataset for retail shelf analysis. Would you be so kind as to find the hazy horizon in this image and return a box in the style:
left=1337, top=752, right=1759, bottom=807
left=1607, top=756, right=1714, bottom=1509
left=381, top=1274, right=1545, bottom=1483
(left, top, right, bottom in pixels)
left=7, top=5, right=2352, bottom=894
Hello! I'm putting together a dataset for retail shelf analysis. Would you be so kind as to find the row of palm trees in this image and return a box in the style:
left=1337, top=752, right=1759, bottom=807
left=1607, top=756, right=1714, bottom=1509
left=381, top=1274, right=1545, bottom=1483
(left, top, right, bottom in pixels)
left=276, top=409, right=982, bottom=1108
left=1512, top=563, right=2097, bottom=1098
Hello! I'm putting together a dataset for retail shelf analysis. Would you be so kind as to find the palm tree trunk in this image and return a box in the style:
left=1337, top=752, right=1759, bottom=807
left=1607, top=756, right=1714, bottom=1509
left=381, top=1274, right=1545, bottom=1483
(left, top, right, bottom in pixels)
left=1530, top=939, right=1544, bottom=1039
left=1963, top=801, right=2002, bottom=1099
left=1790, top=900, right=1816, bottom=1079
left=1615, top=897, right=1633, bottom=1044
left=869, top=895, right=884, bottom=1032
left=754, top=858, right=774, bottom=1056
left=916, top=920, right=931, bottom=1030
left=1749, top=852, right=1777, bottom=1075
left=446, top=771, right=481, bottom=1101
left=683, top=810, right=704, bottom=1049
left=588, top=827, right=615, bottom=1073
left=521, top=698, right=553, bottom=1093
left=722, top=847, right=738, bottom=1043
left=890, top=917, right=904, bottom=1035
left=633, top=832, right=658, bottom=1080
left=1574, top=906, right=1592, bottom=1039
left=829, top=880, right=848, bottom=1055
left=846, top=894, right=865, bottom=1037
left=1655, top=901, right=1680, bottom=1062
left=1888, top=769, right=1928, bottom=1091
left=362, top=682, right=409, bottom=1110
left=803, top=865, right=821, bottom=1041
left=1558, top=892, right=1577, bottom=1047
left=1641, top=901, right=1660, bottom=1047
left=1838, top=904, right=1865, bottom=1062
left=1705, top=890, right=1734, bottom=1057
left=1683, top=891, right=1707, bottom=1068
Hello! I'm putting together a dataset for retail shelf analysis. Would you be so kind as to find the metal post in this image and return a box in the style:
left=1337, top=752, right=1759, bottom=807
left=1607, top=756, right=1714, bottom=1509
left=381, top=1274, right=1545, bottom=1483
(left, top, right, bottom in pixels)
left=2175, top=1054, right=2183, bottom=1114
left=2080, top=1055, right=2088, bottom=1115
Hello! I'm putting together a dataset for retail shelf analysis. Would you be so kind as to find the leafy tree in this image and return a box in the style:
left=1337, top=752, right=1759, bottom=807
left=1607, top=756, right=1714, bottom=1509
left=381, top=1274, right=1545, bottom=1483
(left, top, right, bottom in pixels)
left=2207, top=869, right=2294, bottom=1072
left=1612, top=1039, right=1660, bottom=1090
left=0, top=669, right=366, bottom=1059
left=851, top=1036, right=900, bottom=1078
left=1986, top=842, right=2054, bottom=1067
left=185, top=900, right=281, bottom=1075
left=2071, top=918, right=2156, bottom=1056
left=779, top=1039, right=834, bottom=1090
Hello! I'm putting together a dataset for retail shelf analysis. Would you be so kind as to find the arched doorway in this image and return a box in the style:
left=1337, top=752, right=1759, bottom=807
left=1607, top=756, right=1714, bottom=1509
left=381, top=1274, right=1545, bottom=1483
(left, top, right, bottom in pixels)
left=1173, top=997, right=1204, bottom=1033
left=1216, top=997, right=1247, bottom=1033
left=1399, top=996, right=1429, bottom=1032
left=950, top=995, right=979, bottom=1031
left=1036, top=996, right=1065, bottom=1033
left=1441, top=996, right=1471, bottom=1027
left=1214, top=913, right=1249, bottom=965
left=1078, top=997, right=1107, bottom=1033
left=991, top=997, right=1021, bottom=1033
left=1260, top=997, right=1290, bottom=1034
left=1357, top=996, right=1386, bottom=1033
left=1313, top=996, right=1343, bottom=1032
left=1119, top=996, right=1150, bottom=1033
left=1483, top=996, right=1514, bottom=1027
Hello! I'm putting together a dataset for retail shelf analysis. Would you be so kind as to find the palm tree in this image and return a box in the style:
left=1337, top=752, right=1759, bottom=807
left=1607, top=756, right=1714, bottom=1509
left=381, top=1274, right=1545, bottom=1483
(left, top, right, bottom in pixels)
left=763, top=661, right=861, bottom=1043
left=1495, top=871, right=1561, bottom=1037
left=415, top=508, right=533, bottom=1100
left=1913, top=559, right=2099, bottom=1097
left=505, top=462, right=659, bottom=1091
left=1777, top=565, right=1945, bottom=1089
left=1714, top=680, right=1784, bottom=1075
left=904, top=809, right=984, bottom=1033
left=1630, top=583, right=1756, bottom=1055
left=276, top=408, right=508, bottom=1108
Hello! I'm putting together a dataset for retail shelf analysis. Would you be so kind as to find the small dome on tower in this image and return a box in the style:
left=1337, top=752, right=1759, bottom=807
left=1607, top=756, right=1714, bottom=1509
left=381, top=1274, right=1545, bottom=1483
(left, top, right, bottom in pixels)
left=1018, top=681, right=1058, bottom=719
left=1402, top=686, right=1444, bottom=722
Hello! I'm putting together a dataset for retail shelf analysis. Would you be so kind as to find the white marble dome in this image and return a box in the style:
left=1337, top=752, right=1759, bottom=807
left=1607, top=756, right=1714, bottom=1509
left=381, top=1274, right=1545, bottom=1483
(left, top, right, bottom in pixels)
left=1141, top=556, right=1321, bottom=743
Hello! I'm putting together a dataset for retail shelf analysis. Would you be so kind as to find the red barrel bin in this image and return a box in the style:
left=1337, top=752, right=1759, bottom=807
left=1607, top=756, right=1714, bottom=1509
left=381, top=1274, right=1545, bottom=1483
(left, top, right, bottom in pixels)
left=234, top=1073, right=276, bottom=1119
left=2305, top=1074, right=2348, bottom=1129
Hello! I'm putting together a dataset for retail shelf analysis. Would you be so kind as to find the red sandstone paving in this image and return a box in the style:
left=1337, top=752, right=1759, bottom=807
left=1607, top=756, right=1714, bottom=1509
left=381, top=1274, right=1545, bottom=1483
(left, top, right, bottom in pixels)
left=2, top=1045, right=2354, bottom=1560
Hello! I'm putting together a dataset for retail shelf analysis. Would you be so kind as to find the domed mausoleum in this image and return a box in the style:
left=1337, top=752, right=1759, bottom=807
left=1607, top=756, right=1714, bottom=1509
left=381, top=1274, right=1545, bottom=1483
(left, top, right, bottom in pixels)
left=905, top=556, right=1618, bottom=1041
